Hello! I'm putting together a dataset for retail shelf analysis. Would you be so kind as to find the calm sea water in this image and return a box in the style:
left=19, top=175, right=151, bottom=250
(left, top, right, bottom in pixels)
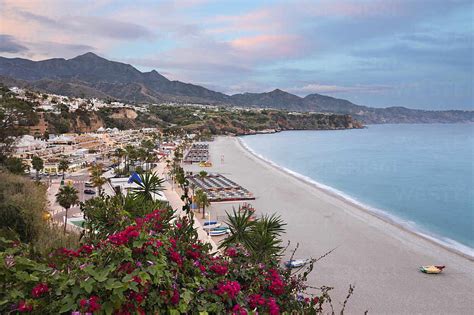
left=241, top=124, right=474, bottom=255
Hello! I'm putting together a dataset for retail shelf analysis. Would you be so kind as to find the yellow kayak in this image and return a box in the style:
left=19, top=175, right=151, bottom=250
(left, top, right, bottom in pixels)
left=420, top=265, right=445, bottom=274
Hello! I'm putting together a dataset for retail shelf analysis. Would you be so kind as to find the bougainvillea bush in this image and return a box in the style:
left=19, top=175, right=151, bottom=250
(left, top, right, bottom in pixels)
left=0, top=208, right=331, bottom=314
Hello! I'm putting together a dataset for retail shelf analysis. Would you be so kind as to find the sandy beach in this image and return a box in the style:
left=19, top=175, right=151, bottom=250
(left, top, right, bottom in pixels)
left=184, top=136, right=474, bottom=314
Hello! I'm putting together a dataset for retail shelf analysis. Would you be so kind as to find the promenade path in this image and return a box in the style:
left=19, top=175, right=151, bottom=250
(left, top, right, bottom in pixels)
left=154, top=162, right=219, bottom=253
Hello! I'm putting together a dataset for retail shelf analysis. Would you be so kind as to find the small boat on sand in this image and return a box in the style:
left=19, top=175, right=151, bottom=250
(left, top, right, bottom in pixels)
left=284, top=259, right=309, bottom=268
left=209, top=229, right=228, bottom=236
left=420, top=265, right=445, bottom=274
left=202, top=223, right=222, bottom=230
left=210, top=226, right=229, bottom=232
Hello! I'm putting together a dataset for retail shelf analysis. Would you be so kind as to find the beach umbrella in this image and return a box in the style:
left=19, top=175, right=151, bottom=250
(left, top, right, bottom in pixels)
left=128, top=171, right=142, bottom=184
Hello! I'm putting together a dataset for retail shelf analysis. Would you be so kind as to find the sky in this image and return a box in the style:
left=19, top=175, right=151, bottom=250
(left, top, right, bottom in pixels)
left=0, top=0, right=473, bottom=110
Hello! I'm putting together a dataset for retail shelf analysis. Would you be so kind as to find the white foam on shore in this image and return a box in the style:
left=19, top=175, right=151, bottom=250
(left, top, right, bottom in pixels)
left=237, top=137, right=474, bottom=260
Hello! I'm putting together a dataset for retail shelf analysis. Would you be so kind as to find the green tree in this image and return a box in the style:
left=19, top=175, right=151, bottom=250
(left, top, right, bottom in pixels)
left=174, top=166, right=187, bottom=189
left=55, top=184, right=79, bottom=234
left=124, top=145, right=137, bottom=174
left=113, top=147, right=125, bottom=174
left=31, top=155, right=44, bottom=181
left=194, top=189, right=210, bottom=219
left=221, top=208, right=286, bottom=263
left=247, top=214, right=286, bottom=262
left=58, top=158, right=70, bottom=178
left=131, top=171, right=165, bottom=202
left=89, top=164, right=107, bottom=194
left=219, top=207, right=255, bottom=250
left=4, top=157, right=28, bottom=175
left=141, top=139, right=155, bottom=152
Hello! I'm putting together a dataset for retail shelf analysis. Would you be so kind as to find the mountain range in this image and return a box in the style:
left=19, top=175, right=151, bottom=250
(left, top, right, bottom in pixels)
left=0, top=52, right=472, bottom=124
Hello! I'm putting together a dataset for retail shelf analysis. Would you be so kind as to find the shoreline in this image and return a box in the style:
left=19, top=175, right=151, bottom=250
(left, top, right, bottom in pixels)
left=236, top=137, right=474, bottom=261
left=195, top=136, right=474, bottom=313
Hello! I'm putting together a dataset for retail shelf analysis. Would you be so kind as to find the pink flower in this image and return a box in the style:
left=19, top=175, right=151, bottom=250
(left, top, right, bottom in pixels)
left=80, top=296, right=101, bottom=313
left=169, top=249, right=183, bottom=267
left=171, top=289, right=180, bottom=305
left=225, top=247, right=238, bottom=257
left=31, top=282, right=49, bottom=298
left=132, top=276, right=142, bottom=284
left=210, top=264, right=228, bottom=275
left=215, top=281, right=241, bottom=300
left=248, top=294, right=266, bottom=309
left=129, top=291, right=145, bottom=304
left=186, top=250, right=200, bottom=260
left=169, top=237, right=177, bottom=248
left=267, top=269, right=285, bottom=296
left=17, top=300, right=33, bottom=312
left=267, top=297, right=280, bottom=315
left=108, top=226, right=140, bottom=245
left=78, top=244, right=94, bottom=255
left=232, top=304, right=248, bottom=315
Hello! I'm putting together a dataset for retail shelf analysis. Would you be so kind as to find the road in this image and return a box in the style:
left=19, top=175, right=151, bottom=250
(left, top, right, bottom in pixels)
left=48, top=168, right=95, bottom=229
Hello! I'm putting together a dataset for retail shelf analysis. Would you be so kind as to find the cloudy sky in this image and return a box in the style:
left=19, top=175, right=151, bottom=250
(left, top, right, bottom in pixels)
left=0, top=0, right=472, bottom=109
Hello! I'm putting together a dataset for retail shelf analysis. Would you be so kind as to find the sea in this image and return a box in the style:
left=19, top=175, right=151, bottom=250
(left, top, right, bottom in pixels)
left=240, top=124, right=474, bottom=257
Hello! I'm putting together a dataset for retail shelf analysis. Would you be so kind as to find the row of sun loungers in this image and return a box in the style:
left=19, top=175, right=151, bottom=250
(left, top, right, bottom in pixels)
left=184, top=143, right=210, bottom=163
left=187, top=173, right=255, bottom=202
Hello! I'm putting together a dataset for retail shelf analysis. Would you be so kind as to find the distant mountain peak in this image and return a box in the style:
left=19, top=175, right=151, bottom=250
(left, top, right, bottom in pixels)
left=70, top=52, right=103, bottom=60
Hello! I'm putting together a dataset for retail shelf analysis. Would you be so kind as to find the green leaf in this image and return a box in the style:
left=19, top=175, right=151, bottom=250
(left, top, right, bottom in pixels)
left=81, top=278, right=96, bottom=294
left=59, top=299, right=75, bottom=313
left=102, top=301, right=114, bottom=315
left=94, top=269, right=110, bottom=282
left=105, top=279, right=123, bottom=290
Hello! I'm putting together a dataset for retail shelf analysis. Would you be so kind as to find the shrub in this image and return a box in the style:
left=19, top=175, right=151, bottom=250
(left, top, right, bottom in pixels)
left=0, top=172, right=79, bottom=256
left=0, top=209, right=328, bottom=314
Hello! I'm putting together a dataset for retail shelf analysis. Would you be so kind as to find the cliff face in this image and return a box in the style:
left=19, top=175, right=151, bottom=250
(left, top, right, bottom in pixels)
left=29, top=106, right=362, bottom=135
left=73, top=114, right=104, bottom=133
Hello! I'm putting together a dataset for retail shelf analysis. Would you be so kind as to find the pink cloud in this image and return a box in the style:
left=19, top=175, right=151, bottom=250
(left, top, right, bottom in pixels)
left=230, top=34, right=303, bottom=58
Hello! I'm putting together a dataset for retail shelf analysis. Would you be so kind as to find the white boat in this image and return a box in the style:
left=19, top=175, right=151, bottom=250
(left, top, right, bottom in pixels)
left=202, top=223, right=222, bottom=230
left=284, top=259, right=309, bottom=268
left=209, top=229, right=228, bottom=236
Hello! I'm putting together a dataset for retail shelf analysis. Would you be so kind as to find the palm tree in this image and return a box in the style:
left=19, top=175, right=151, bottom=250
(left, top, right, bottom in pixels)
left=174, top=166, right=187, bottom=189
left=220, top=208, right=286, bottom=262
left=124, top=145, right=137, bottom=174
left=56, top=184, right=79, bottom=234
left=198, top=170, right=208, bottom=179
left=31, top=155, right=43, bottom=181
left=131, top=171, right=165, bottom=202
left=114, top=148, right=125, bottom=171
left=58, top=158, right=70, bottom=179
left=219, top=207, right=255, bottom=250
left=247, top=214, right=286, bottom=261
left=89, top=164, right=107, bottom=194
left=194, top=189, right=210, bottom=219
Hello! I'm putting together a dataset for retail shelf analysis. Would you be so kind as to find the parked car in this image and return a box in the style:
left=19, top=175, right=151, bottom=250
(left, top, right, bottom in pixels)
left=85, top=182, right=94, bottom=188
left=84, top=189, right=96, bottom=195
